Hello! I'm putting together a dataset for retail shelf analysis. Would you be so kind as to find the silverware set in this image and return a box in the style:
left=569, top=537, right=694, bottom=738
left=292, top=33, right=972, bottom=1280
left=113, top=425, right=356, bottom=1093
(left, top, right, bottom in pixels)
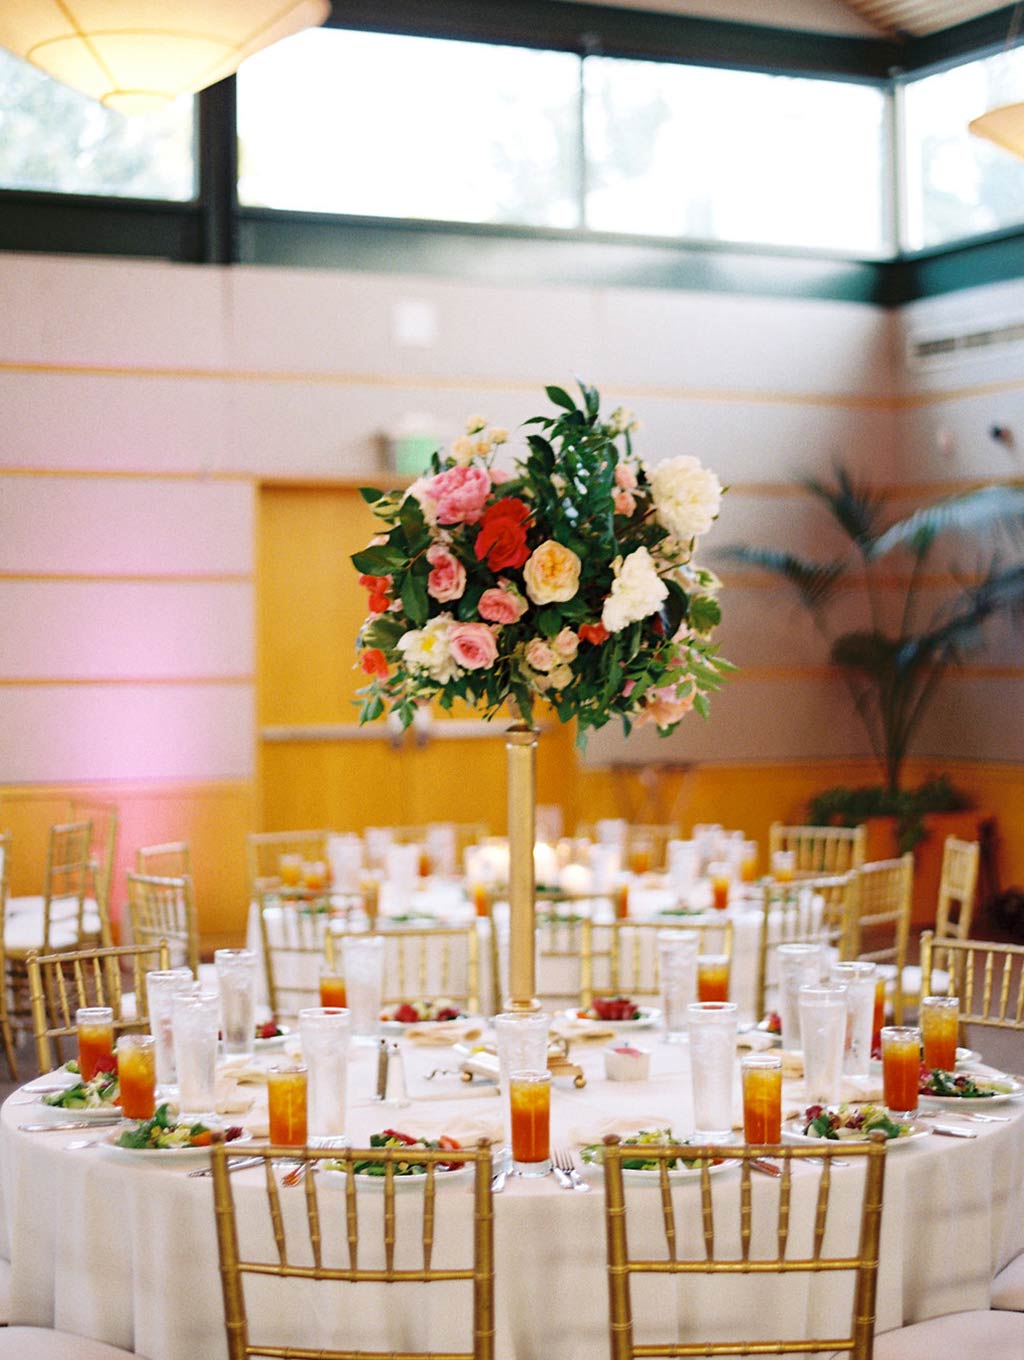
left=551, top=1146, right=589, bottom=1191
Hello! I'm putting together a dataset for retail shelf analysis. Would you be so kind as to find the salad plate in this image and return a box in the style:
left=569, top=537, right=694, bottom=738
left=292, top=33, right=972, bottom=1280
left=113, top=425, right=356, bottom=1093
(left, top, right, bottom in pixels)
left=253, top=1023, right=291, bottom=1050
left=918, top=1071, right=1022, bottom=1109
left=569, top=1004, right=661, bottom=1031
left=39, top=1072, right=121, bottom=1121
left=379, top=1000, right=474, bottom=1033
left=322, top=1130, right=470, bottom=1187
left=580, top=1129, right=734, bottom=1179
left=102, top=1105, right=250, bottom=1161
left=783, top=1105, right=928, bottom=1148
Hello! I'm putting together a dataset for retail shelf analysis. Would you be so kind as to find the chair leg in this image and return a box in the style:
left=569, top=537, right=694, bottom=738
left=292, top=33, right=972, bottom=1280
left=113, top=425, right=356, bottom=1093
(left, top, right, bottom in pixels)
left=0, top=1014, right=17, bottom=1082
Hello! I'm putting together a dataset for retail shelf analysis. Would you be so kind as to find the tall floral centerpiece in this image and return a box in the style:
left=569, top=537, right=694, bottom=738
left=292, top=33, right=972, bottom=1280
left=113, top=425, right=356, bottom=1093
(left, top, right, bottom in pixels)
left=352, top=381, right=731, bottom=1008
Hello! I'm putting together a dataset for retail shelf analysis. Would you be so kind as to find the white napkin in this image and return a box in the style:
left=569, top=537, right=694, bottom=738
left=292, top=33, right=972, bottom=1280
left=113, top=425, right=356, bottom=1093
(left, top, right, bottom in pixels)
left=551, top=1015, right=616, bottom=1044
left=736, top=1030, right=777, bottom=1053
left=404, top=1020, right=486, bottom=1047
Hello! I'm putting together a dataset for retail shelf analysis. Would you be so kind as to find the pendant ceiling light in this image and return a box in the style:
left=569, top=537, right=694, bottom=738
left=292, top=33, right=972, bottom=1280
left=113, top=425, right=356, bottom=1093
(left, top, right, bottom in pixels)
left=967, top=1, right=1024, bottom=159
left=0, top=1, right=331, bottom=114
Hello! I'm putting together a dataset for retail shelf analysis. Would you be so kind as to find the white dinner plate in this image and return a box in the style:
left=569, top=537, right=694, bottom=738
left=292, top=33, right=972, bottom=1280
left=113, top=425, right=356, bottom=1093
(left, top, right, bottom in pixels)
left=781, top=1118, right=930, bottom=1149
left=321, top=1163, right=472, bottom=1189
left=568, top=1007, right=661, bottom=1031
left=379, top=1013, right=477, bottom=1034
left=102, top=1130, right=252, bottom=1162
left=918, top=1074, right=1023, bottom=1110
left=36, top=1100, right=124, bottom=1122
left=580, top=1152, right=735, bottom=1181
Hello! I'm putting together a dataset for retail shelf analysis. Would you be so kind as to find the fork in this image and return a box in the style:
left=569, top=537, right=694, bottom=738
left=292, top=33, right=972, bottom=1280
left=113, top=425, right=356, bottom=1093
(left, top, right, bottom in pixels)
left=552, top=1146, right=589, bottom=1192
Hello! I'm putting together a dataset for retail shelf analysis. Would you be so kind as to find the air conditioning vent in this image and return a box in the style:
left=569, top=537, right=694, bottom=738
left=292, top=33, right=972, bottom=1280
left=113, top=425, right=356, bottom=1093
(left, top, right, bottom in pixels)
left=909, top=318, right=1024, bottom=369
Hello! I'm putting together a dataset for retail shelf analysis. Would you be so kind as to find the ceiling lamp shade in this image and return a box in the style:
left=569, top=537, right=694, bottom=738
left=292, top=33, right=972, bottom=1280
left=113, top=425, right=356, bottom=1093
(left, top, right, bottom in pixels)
left=969, top=103, right=1024, bottom=158
left=0, top=0, right=331, bottom=114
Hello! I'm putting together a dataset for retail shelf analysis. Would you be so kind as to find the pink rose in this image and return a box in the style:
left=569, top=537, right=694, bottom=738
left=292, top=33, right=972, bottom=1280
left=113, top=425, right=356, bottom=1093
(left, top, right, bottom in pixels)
left=490, top=467, right=511, bottom=485
left=525, top=638, right=555, bottom=672
left=427, top=465, right=491, bottom=526
left=426, top=544, right=466, bottom=602
left=621, top=679, right=636, bottom=698
left=613, top=490, right=636, bottom=517
left=553, top=627, right=578, bottom=660
left=638, top=685, right=695, bottom=729
left=614, top=463, right=638, bottom=491
left=449, top=622, right=498, bottom=671
left=478, top=581, right=527, bottom=624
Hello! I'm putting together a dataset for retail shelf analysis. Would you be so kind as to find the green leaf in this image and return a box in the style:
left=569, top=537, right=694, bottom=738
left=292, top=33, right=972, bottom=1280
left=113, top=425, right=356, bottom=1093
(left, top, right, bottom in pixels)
left=535, top=606, right=562, bottom=638
left=352, top=545, right=403, bottom=574
left=401, top=573, right=429, bottom=626
left=358, top=486, right=385, bottom=504
left=693, top=692, right=710, bottom=718
left=545, top=385, right=577, bottom=412
left=689, top=596, right=722, bottom=634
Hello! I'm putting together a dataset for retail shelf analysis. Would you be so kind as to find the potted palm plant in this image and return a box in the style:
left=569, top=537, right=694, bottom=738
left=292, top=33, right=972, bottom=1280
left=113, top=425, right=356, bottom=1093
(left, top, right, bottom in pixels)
left=720, top=468, right=1024, bottom=917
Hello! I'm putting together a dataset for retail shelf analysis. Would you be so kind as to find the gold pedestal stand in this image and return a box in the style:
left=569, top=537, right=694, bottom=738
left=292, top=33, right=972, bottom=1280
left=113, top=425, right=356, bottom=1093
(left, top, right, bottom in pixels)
left=505, top=723, right=541, bottom=1013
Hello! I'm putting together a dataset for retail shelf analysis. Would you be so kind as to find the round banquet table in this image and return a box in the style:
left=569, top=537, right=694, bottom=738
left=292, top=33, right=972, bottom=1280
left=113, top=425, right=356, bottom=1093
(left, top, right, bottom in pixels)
left=2, top=1036, right=1022, bottom=1360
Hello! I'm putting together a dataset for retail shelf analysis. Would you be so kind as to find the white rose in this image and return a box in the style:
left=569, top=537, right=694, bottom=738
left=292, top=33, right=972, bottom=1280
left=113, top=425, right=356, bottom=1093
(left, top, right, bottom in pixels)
left=405, top=477, right=438, bottom=526
left=449, top=435, right=476, bottom=465
left=601, top=546, right=669, bottom=634
left=465, top=415, right=487, bottom=435
left=397, top=615, right=460, bottom=682
left=648, top=455, right=722, bottom=542
left=489, top=427, right=509, bottom=445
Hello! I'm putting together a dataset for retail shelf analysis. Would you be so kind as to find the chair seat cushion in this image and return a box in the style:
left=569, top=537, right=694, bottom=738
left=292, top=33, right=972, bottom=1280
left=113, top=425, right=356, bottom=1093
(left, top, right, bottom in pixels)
left=992, top=1251, right=1024, bottom=1310
left=0, top=1328, right=136, bottom=1358
left=4, top=913, right=78, bottom=953
left=874, top=1309, right=1024, bottom=1359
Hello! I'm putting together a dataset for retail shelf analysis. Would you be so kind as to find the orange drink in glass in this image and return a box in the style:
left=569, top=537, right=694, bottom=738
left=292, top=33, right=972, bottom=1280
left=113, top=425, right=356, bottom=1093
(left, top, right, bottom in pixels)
left=739, top=841, right=759, bottom=884
left=698, top=954, right=730, bottom=1003
left=361, top=876, right=381, bottom=926
left=771, top=850, right=795, bottom=884
left=302, top=860, right=328, bottom=892
left=920, top=996, right=959, bottom=1072
left=708, top=861, right=731, bottom=911
left=116, top=1034, right=156, bottom=1120
left=417, top=847, right=433, bottom=878
left=267, top=1064, right=308, bottom=1146
left=628, top=840, right=652, bottom=877
left=319, top=966, right=347, bottom=1010
left=470, top=882, right=491, bottom=918
left=279, top=853, right=302, bottom=888
left=76, top=1006, right=115, bottom=1080
left=881, top=1025, right=920, bottom=1119
left=509, top=1069, right=551, bottom=1176
left=613, top=880, right=630, bottom=920
left=871, top=977, right=886, bottom=1052
left=741, top=1053, right=782, bottom=1143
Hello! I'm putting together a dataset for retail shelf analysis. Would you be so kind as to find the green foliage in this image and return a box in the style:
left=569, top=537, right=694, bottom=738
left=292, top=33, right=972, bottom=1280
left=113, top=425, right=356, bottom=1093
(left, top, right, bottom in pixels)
left=807, top=775, right=971, bottom=853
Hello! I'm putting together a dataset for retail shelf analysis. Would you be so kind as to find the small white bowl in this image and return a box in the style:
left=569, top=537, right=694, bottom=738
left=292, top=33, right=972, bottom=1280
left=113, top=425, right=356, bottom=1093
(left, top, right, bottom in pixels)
left=604, top=1043, right=652, bottom=1082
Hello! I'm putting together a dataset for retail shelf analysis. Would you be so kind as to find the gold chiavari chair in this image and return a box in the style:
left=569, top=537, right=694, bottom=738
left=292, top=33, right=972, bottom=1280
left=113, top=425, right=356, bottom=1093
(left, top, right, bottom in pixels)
left=919, top=931, right=1024, bottom=1034
left=0, top=832, right=18, bottom=1079
left=372, top=923, right=481, bottom=1015
left=246, top=829, right=331, bottom=897
left=6, top=820, right=94, bottom=961
left=68, top=798, right=119, bottom=947
left=602, top=1134, right=888, bottom=1360
left=535, top=911, right=590, bottom=1010
left=935, top=836, right=980, bottom=941
left=580, top=917, right=734, bottom=1009
left=851, top=855, right=915, bottom=1023
left=26, top=939, right=169, bottom=1074
left=770, top=821, right=867, bottom=876
left=754, top=874, right=856, bottom=1023
left=257, top=893, right=333, bottom=1023
left=136, top=840, right=192, bottom=878
left=211, top=1139, right=496, bottom=1360
left=127, top=871, right=200, bottom=977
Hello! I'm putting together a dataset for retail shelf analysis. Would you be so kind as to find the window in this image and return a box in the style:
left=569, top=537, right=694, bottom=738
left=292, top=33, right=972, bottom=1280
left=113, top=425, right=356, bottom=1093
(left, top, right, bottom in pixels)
left=584, top=57, right=890, bottom=256
left=901, top=46, right=1024, bottom=251
left=0, top=48, right=195, bottom=200
left=237, top=29, right=582, bottom=227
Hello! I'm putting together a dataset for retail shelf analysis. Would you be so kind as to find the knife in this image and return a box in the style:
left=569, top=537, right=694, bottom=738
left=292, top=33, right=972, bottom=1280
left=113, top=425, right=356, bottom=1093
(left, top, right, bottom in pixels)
left=931, top=1125, right=977, bottom=1139
left=189, top=1155, right=266, bottom=1178
left=19, top=1119, right=122, bottom=1132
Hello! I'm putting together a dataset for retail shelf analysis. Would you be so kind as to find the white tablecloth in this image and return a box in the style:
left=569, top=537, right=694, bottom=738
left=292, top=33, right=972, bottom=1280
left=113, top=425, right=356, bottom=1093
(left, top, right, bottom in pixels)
left=2, top=1037, right=1023, bottom=1360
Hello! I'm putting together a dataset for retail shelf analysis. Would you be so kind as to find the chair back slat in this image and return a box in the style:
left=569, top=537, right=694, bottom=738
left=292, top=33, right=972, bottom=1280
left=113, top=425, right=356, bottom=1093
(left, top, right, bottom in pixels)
left=935, top=836, right=980, bottom=941
left=853, top=855, right=914, bottom=1021
left=128, top=872, right=199, bottom=976
left=920, top=932, right=1024, bottom=1031
left=136, top=841, right=192, bottom=879
left=755, top=876, right=854, bottom=1022
left=582, top=917, right=734, bottom=1009
left=770, top=823, right=867, bottom=875
left=68, top=799, right=119, bottom=944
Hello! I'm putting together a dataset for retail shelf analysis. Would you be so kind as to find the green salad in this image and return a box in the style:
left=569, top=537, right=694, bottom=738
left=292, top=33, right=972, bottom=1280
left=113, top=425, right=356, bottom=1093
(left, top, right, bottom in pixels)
left=801, top=1103, right=911, bottom=1140
left=325, top=1129, right=464, bottom=1177
left=580, top=1128, right=721, bottom=1171
left=115, top=1103, right=244, bottom=1151
left=920, top=1070, right=1013, bottom=1098
left=44, top=1071, right=120, bottom=1110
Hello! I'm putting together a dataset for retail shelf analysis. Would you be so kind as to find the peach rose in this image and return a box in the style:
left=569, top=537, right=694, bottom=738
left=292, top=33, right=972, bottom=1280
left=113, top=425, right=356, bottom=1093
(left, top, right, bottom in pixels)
left=638, top=685, right=695, bottom=730
left=614, top=489, right=636, bottom=517
left=449, top=622, right=498, bottom=671
left=525, top=638, right=555, bottom=672
left=523, top=540, right=582, bottom=605
left=553, top=627, right=578, bottom=660
left=614, top=463, right=637, bottom=491
left=426, top=544, right=466, bottom=602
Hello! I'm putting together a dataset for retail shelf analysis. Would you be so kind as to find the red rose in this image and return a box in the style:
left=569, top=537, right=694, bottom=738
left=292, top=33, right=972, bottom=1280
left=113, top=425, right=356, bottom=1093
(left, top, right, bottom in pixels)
left=475, top=497, right=531, bottom=571
left=360, top=648, right=388, bottom=677
left=579, top=621, right=610, bottom=645
left=358, top=573, right=391, bottom=614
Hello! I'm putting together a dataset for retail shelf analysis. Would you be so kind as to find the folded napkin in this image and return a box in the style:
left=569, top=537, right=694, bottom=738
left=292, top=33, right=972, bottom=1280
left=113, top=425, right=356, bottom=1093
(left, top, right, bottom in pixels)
left=551, top=1015, right=616, bottom=1043
left=215, top=1074, right=257, bottom=1116
left=736, top=1030, right=777, bottom=1053
left=404, top=1020, right=485, bottom=1047
left=776, top=1049, right=806, bottom=1080
left=567, top=1113, right=674, bottom=1147
left=218, top=1058, right=269, bottom=1085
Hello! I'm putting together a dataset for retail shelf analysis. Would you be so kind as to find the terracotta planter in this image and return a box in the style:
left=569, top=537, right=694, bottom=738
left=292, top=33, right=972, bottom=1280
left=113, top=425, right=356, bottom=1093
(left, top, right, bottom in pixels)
left=863, top=810, right=990, bottom=927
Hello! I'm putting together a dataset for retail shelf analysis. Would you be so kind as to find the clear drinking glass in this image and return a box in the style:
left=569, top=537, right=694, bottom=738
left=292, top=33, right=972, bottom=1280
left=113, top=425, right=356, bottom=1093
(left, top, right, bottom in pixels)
left=830, top=960, right=877, bottom=1078
left=776, top=942, right=823, bottom=1050
left=298, top=1006, right=351, bottom=1142
left=798, top=984, right=847, bottom=1106
left=687, top=1001, right=738, bottom=1142
left=340, top=935, right=384, bottom=1042
left=146, top=968, right=196, bottom=1092
left=215, top=948, right=257, bottom=1059
left=172, top=989, right=219, bottom=1120
left=509, top=1069, right=551, bottom=1177
left=658, top=930, right=700, bottom=1042
left=494, top=1011, right=550, bottom=1144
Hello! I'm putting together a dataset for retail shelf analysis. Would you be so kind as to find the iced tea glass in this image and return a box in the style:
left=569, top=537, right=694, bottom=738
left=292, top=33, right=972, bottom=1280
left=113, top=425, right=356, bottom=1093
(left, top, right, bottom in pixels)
left=509, top=1069, right=551, bottom=1177
left=881, top=1025, right=921, bottom=1119
left=741, top=1053, right=782, bottom=1143
left=697, top=954, right=730, bottom=1003
left=319, top=960, right=348, bottom=1010
left=116, top=1033, right=156, bottom=1120
left=920, top=996, right=960, bottom=1072
left=279, top=853, right=302, bottom=888
left=628, top=839, right=653, bottom=877
left=267, top=1063, right=308, bottom=1146
left=771, top=850, right=795, bottom=884
left=739, top=840, right=759, bottom=884
left=708, top=861, right=732, bottom=911
left=76, top=1006, right=114, bottom=1081
left=688, top=1002, right=738, bottom=1142
left=470, top=881, right=491, bottom=918
left=613, top=878, right=630, bottom=920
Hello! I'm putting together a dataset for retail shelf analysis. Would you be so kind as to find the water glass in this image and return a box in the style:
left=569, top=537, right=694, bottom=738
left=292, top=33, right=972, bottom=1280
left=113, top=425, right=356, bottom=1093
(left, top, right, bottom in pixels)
left=830, top=960, right=877, bottom=1078
left=771, top=849, right=796, bottom=883
left=172, top=989, right=219, bottom=1120
left=340, top=935, right=384, bottom=1042
left=776, top=943, right=823, bottom=1050
left=667, top=840, right=698, bottom=897
left=116, top=1034, right=156, bottom=1120
left=658, top=931, right=700, bottom=1042
left=146, top=968, right=195, bottom=1091
left=798, top=985, right=847, bottom=1106
left=741, top=1053, right=782, bottom=1143
left=299, top=1006, right=351, bottom=1141
left=881, top=1025, right=921, bottom=1119
left=920, top=995, right=960, bottom=1072
left=687, top=1001, right=738, bottom=1142
left=327, top=833, right=364, bottom=892
left=509, top=1069, right=551, bottom=1177
left=76, top=1006, right=114, bottom=1081
left=267, top=1064, right=308, bottom=1146
left=215, top=948, right=257, bottom=1059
